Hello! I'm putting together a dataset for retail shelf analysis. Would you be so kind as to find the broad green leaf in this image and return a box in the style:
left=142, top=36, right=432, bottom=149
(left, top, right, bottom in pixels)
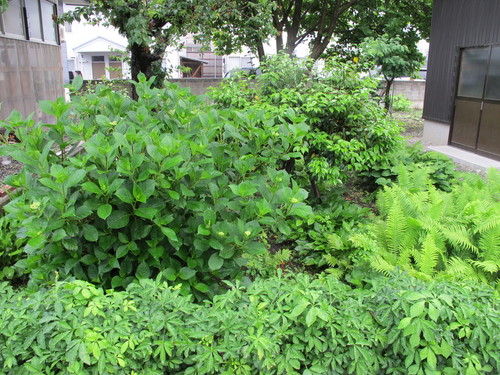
left=306, top=307, right=317, bottom=326
left=97, top=204, right=112, bottom=220
left=136, top=261, right=151, bottom=279
left=107, top=210, right=130, bottom=229
left=179, top=267, right=196, bottom=280
left=115, top=187, right=134, bottom=204
left=83, top=225, right=98, bottom=242
left=208, top=253, right=224, bottom=270
left=290, top=299, right=310, bottom=318
left=82, top=181, right=103, bottom=195
left=410, top=300, right=426, bottom=318
left=160, top=227, right=178, bottom=242
left=428, top=303, right=439, bottom=322
left=427, top=349, right=437, bottom=369
left=133, top=183, right=147, bottom=203
left=66, top=169, right=86, bottom=188
left=148, top=246, right=163, bottom=260
left=135, top=207, right=157, bottom=220
left=194, top=283, right=209, bottom=293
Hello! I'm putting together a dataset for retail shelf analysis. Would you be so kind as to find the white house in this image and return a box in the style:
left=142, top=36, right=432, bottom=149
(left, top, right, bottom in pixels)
left=63, top=4, right=130, bottom=81
left=62, top=4, right=256, bottom=81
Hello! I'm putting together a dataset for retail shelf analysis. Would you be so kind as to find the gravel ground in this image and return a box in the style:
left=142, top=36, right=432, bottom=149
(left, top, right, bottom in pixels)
left=0, top=159, right=23, bottom=184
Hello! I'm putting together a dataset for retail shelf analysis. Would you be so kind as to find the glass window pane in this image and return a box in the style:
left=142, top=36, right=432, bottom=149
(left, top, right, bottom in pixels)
left=3, top=0, right=25, bottom=37
left=485, top=46, right=500, bottom=101
left=41, top=0, right=57, bottom=43
left=25, top=0, right=43, bottom=40
left=92, top=56, right=105, bottom=62
left=457, top=47, right=489, bottom=99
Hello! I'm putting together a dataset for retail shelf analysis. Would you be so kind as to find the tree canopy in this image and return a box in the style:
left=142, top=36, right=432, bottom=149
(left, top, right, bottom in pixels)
left=61, top=0, right=274, bottom=96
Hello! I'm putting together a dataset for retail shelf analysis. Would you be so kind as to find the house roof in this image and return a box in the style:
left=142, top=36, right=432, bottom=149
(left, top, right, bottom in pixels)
left=73, top=36, right=127, bottom=54
left=63, top=1, right=90, bottom=5
left=180, top=56, right=209, bottom=64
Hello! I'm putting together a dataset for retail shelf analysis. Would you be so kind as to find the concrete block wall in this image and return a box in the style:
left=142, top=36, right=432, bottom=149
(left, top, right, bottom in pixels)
left=168, top=78, right=223, bottom=96
left=392, top=80, right=426, bottom=109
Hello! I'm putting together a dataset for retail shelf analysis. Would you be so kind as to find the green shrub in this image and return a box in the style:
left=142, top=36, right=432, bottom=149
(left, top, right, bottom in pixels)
left=360, top=142, right=460, bottom=192
left=209, top=55, right=403, bottom=196
left=391, top=94, right=413, bottom=112
left=0, top=75, right=313, bottom=294
left=0, top=273, right=498, bottom=374
left=356, top=168, right=500, bottom=286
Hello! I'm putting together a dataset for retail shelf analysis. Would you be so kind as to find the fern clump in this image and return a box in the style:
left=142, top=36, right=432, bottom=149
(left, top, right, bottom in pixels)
left=356, top=168, right=500, bottom=287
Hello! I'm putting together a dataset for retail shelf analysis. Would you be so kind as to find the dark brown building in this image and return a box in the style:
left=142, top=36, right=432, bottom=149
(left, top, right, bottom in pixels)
left=423, top=0, right=500, bottom=162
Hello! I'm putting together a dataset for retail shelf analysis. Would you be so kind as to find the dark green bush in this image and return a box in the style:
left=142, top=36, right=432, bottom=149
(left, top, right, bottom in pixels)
left=359, top=142, right=460, bottom=192
left=0, top=75, right=312, bottom=294
left=0, top=273, right=498, bottom=374
left=209, top=55, right=403, bottom=194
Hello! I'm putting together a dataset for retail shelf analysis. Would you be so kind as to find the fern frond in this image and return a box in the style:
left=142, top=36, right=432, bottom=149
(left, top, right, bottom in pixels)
left=416, top=233, right=441, bottom=276
left=469, top=259, right=499, bottom=274
left=445, top=257, right=482, bottom=282
left=478, top=225, right=500, bottom=262
left=441, top=223, right=478, bottom=255
left=476, top=217, right=500, bottom=235
left=325, top=267, right=344, bottom=279
left=370, top=254, right=396, bottom=276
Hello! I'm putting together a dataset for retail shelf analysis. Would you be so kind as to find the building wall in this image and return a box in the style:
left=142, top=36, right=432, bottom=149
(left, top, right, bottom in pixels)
left=423, top=0, right=500, bottom=124
left=0, top=38, right=63, bottom=123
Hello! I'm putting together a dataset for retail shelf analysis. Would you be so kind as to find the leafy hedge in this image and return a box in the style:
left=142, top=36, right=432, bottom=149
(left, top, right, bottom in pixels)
left=1, top=273, right=498, bottom=374
left=0, top=75, right=312, bottom=294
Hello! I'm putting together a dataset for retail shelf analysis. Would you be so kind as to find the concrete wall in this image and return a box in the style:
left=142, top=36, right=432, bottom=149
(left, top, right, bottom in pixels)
left=0, top=38, right=64, bottom=123
left=168, top=78, right=223, bottom=96
left=392, top=80, right=426, bottom=109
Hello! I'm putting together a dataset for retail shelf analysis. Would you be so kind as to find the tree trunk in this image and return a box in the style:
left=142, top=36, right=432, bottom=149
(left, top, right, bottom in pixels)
left=384, top=77, right=394, bottom=110
left=129, top=43, right=163, bottom=100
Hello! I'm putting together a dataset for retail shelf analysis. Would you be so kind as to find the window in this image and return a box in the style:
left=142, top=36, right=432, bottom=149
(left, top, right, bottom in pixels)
left=485, top=46, right=500, bottom=101
left=3, top=0, right=25, bottom=37
left=0, top=0, right=58, bottom=43
left=25, top=0, right=42, bottom=40
left=40, top=0, right=57, bottom=42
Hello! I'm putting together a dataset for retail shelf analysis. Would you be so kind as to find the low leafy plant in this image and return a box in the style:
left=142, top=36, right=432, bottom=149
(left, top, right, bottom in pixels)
left=391, top=94, right=413, bottom=112
left=360, top=142, right=460, bottom=192
left=0, top=273, right=497, bottom=374
left=0, top=75, right=313, bottom=295
left=356, top=168, right=500, bottom=287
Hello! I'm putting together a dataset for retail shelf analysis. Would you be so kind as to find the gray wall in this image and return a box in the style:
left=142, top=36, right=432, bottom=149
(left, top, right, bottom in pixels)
left=168, top=78, right=223, bottom=96
left=393, top=81, right=426, bottom=109
left=423, top=0, right=500, bottom=124
left=0, top=38, right=64, bottom=123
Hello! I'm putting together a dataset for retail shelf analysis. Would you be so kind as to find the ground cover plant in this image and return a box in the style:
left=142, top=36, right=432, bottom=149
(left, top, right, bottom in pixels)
left=0, top=273, right=498, bottom=374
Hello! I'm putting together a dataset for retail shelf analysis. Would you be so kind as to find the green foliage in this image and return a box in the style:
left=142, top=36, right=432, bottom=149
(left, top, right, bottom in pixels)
left=360, top=35, right=425, bottom=109
left=0, top=216, right=26, bottom=281
left=358, top=168, right=500, bottom=286
left=361, top=142, right=459, bottom=192
left=0, top=74, right=313, bottom=295
left=292, top=193, right=374, bottom=278
left=0, top=273, right=498, bottom=374
left=391, top=94, right=413, bottom=112
left=210, top=55, right=403, bottom=193
left=361, top=35, right=425, bottom=81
